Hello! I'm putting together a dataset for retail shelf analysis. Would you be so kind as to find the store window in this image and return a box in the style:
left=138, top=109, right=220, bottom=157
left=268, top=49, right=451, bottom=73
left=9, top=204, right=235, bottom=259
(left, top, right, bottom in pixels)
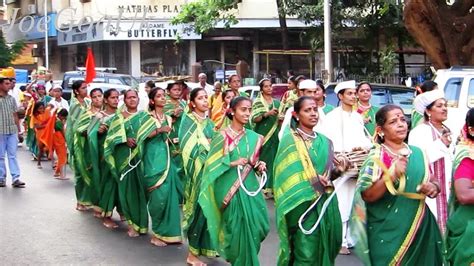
left=140, top=41, right=189, bottom=77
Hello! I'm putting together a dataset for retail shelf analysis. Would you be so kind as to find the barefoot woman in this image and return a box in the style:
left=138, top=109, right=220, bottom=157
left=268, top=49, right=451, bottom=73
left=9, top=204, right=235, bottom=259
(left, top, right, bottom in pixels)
left=351, top=104, right=443, bottom=265
left=144, top=87, right=182, bottom=246
left=200, top=96, right=270, bottom=265
left=274, top=96, right=343, bottom=265
left=87, top=88, right=121, bottom=228
left=104, top=89, right=157, bottom=237
left=179, top=88, right=217, bottom=265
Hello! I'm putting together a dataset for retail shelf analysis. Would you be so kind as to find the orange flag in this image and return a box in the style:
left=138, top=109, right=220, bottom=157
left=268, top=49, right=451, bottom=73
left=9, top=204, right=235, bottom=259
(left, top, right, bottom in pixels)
left=85, top=47, right=96, bottom=84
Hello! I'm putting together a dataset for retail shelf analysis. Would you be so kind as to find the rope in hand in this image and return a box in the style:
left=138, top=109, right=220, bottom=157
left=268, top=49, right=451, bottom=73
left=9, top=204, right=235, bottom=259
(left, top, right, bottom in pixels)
left=298, top=174, right=352, bottom=235
left=237, top=165, right=267, bottom=197
left=120, top=148, right=141, bottom=181
left=372, top=157, right=425, bottom=200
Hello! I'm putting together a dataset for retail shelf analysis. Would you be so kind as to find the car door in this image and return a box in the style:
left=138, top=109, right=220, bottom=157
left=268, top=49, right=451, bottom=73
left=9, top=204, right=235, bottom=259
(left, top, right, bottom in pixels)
left=443, top=76, right=469, bottom=143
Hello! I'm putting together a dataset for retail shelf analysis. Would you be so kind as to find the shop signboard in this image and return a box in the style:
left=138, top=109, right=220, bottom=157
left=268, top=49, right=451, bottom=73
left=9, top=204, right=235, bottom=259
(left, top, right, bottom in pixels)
left=102, top=21, right=201, bottom=41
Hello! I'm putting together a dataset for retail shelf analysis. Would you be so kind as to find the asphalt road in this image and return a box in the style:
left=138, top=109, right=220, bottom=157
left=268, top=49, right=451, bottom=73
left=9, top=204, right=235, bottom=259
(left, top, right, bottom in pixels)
left=1, top=146, right=362, bottom=265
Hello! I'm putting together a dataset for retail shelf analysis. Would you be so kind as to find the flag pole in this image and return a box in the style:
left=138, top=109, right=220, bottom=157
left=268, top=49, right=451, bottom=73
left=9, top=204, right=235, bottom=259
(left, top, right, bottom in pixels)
left=324, top=0, right=332, bottom=82
left=44, top=0, right=49, bottom=70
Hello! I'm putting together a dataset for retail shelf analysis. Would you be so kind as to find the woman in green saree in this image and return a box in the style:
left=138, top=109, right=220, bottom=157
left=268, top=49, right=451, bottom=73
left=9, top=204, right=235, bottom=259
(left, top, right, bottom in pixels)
left=66, top=80, right=91, bottom=211
left=251, top=78, right=281, bottom=198
left=446, top=108, right=474, bottom=266
left=143, top=87, right=182, bottom=247
left=200, top=96, right=270, bottom=266
left=74, top=88, right=104, bottom=216
left=104, top=89, right=157, bottom=237
left=274, top=96, right=343, bottom=266
left=87, top=88, right=121, bottom=229
left=164, top=82, right=187, bottom=201
left=178, top=88, right=217, bottom=266
left=350, top=104, right=443, bottom=266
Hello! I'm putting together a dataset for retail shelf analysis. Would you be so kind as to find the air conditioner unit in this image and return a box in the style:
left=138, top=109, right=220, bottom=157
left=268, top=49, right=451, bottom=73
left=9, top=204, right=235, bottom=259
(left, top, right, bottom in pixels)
left=27, top=4, right=37, bottom=15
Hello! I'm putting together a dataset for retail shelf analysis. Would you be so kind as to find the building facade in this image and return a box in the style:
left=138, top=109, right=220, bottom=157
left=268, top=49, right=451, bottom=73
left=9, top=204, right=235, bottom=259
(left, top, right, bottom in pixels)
left=3, top=0, right=430, bottom=83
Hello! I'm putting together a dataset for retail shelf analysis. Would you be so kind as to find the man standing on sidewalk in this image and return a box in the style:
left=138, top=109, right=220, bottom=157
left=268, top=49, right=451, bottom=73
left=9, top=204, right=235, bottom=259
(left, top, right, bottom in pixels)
left=0, top=76, right=25, bottom=188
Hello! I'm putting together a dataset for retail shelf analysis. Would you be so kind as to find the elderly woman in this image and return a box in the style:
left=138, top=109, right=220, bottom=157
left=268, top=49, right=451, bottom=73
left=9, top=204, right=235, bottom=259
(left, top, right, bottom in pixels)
left=408, top=89, right=453, bottom=234
left=351, top=104, right=443, bottom=265
left=446, top=108, right=474, bottom=265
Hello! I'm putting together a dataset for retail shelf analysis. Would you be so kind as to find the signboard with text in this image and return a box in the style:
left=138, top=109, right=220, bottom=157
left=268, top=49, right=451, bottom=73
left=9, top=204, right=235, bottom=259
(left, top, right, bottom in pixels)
left=102, top=21, right=201, bottom=41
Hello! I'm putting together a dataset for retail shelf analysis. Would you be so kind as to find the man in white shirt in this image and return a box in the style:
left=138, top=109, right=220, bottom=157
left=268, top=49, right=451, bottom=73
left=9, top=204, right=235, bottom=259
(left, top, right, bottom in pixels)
left=198, top=73, right=214, bottom=96
left=278, top=79, right=318, bottom=140
left=320, top=80, right=372, bottom=255
left=48, top=85, right=70, bottom=111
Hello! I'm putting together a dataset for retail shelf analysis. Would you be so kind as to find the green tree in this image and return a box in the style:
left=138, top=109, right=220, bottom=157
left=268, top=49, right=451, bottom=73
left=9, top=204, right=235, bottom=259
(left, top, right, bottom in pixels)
left=0, top=32, right=25, bottom=68
left=172, top=1, right=413, bottom=76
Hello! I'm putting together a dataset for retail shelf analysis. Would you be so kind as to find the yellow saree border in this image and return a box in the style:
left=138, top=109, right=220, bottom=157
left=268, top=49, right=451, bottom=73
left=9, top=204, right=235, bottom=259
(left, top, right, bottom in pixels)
left=254, top=93, right=279, bottom=145
left=389, top=150, right=430, bottom=265
left=152, top=232, right=183, bottom=243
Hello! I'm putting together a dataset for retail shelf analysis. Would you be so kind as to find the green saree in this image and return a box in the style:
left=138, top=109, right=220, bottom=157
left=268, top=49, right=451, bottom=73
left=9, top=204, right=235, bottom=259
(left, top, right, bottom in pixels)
left=179, top=113, right=217, bottom=257
left=355, top=103, right=379, bottom=137
left=164, top=96, right=187, bottom=200
left=322, top=104, right=335, bottom=114
left=199, top=129, right=270, bottom=265
left=143, top=114, right=182, bottom=243
left=104, top=111, right=157, bottom=233
left=410, top=109, right=424, bottom=130
left=274, top=130, right=342, bottom=266
left=251, top=94, right=281, bottom=193
left=446, top=139, right=474, bottom=266
left=66, top=97, right=92, bottom=206
left=73, top=110, right=98, bottom=208
left=66, top=97, right=90, bottom=173
left=350, top=144, right=443, bottom=266
left=25, top=115, right=39, bottom=156
left=87, top=112, right=120, bottom=217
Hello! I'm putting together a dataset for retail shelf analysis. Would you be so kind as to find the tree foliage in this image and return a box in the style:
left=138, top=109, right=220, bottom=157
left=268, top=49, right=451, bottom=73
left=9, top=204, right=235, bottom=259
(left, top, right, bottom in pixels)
left=172, top=0, right=239, bottom=34
left=0, top=32, right=25, bottom=68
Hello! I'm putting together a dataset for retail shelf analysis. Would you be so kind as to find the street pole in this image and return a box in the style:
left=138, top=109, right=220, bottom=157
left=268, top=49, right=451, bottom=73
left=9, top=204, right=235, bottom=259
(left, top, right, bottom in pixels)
left=323, top=0, right=332, bottom=82
left=44, top=0, right=49, bottom=70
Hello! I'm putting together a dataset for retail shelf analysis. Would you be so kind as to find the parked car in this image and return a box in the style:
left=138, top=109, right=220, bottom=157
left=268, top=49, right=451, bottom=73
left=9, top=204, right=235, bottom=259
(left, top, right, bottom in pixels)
left=87, top=83, right=131, bottom=95
left=325, top=82, right=415, bottom=126
left=61, top=70, right=139, bottom=100
left=433, top=66, right=474, bottom=143
left=239, top=83, right=289, bottom=101
left=239, top=86, right=260, bottom=100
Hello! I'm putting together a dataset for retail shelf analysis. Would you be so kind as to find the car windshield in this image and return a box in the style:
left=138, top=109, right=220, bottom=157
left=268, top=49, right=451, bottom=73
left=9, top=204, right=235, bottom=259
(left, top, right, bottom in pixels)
left=67, top=77, right=106, bottom=85
left=390, top=89, right=414, bottom=114
left=121, top=76, right=139, bottom=88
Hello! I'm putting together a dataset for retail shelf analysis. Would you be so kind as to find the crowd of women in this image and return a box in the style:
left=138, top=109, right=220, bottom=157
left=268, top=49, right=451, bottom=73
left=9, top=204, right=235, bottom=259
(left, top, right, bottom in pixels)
left=20, top=74, right=473, bottom=266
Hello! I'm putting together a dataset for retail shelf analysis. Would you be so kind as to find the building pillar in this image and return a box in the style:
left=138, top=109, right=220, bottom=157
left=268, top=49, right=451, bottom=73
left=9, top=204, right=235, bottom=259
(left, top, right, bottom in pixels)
left=130, top=40, right=141, bottom=77
left=189, top=40, right=196, bottom=75
left=252, top=31, right=260, bottom=79
left=220, top=42, right=225, bottom=70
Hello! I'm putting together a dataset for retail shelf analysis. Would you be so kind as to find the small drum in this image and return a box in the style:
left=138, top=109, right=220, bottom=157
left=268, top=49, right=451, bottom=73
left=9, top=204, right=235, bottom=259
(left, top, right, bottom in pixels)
left=335, top=149, right=369, bottom=178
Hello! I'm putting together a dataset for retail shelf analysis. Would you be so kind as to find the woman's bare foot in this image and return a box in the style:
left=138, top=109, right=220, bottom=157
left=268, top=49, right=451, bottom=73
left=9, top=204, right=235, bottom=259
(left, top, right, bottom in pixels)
left=339, top=246, right=351, bottom=255
left=102, top=217, right=119, bottom=229
left=127, top=227, right=139, bottom=238
left=150, top=236, right=168, bottom=247
left=37, top=164, right=42, bottom=169
left=93, top=210, right=102, bottom=218
left=76, top=203, right=88, bottom=211
left=186, top=253, right=207, bottom=266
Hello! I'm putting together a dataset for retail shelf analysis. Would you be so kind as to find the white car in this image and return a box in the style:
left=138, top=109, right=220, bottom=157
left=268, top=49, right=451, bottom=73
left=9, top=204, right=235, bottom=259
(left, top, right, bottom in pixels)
left=433, top=66, right=474, bottom=142
left=239, top=86, right=260, bottom=100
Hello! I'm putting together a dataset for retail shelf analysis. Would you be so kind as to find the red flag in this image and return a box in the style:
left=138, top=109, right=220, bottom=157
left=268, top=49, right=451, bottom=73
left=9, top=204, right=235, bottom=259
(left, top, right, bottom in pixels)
left=85, top=47, right=96, bottom=84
